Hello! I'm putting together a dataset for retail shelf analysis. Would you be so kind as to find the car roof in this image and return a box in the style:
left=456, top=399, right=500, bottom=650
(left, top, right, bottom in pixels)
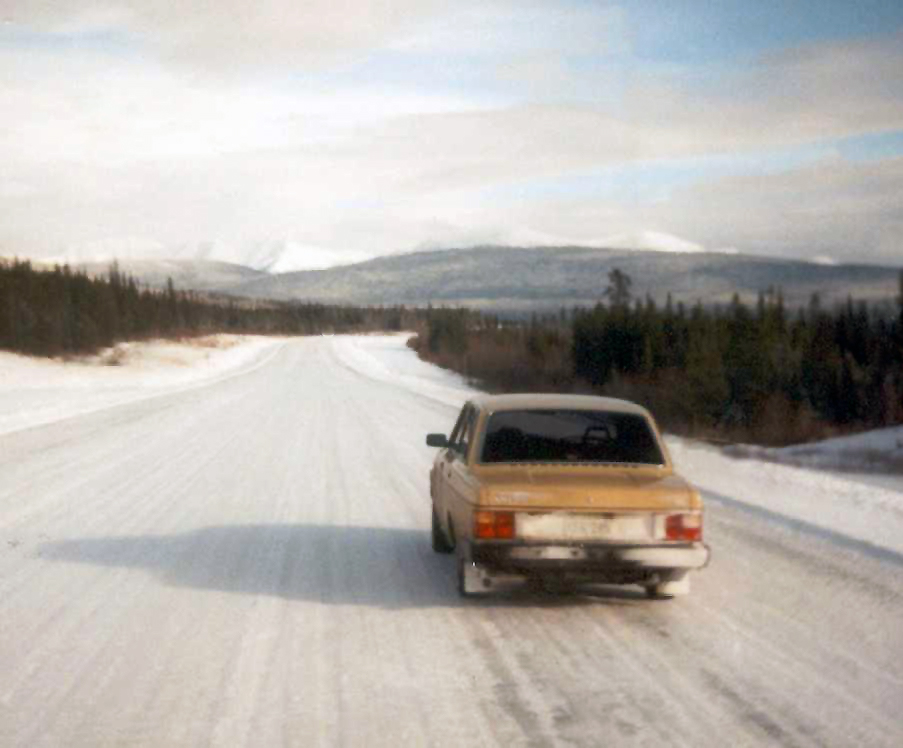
left=468, top=393, right=653, bottom=417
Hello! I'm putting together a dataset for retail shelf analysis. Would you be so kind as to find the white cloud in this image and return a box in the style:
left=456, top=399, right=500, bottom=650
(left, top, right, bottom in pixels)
left=0, top=4, right=901, bottom=265
left=389, top=2, right=627, bottom=57
left=0, top=45, right=480, bottom=170
left=490, top=157, right=903, bottom=266
left=1, top=1, right=456, bottom=67
left=665, top=156, right=903, bottom=264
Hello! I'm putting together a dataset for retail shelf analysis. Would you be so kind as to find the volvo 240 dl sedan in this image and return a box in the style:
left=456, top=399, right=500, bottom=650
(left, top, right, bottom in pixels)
left=426, top=394, right=710, bottom=598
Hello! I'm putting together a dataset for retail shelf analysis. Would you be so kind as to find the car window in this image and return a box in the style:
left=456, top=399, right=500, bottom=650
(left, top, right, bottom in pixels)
left=480, top=409, right=665, bottom=465
left=449, top=405, right=475, bottom=458
left=447, top=405, right=469, bottom=454
left=462, top=407, right=478, bottom=458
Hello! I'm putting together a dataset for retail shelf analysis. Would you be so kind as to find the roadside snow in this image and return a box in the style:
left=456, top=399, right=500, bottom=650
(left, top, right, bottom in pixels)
left=333, top=334, right=903, bottom=557
left=0, top=335, right=286, bottom=435
left=329, top=333, right=477, bottom=408
left=724, top=427, right=903, bottom=473
left=667, top=438, right=903, bottom=556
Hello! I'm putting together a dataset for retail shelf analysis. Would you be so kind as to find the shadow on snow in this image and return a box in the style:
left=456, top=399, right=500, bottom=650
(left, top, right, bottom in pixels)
left=37, top=523, right=650, bottom=610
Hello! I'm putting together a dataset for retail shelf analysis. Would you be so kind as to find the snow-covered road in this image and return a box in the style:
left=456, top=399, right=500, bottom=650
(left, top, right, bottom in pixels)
left=1, top=335, right=901, bottom=747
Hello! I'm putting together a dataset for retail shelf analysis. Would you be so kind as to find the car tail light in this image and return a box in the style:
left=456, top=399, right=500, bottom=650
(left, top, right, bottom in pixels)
left=665, top=513, right=702, bottom=542
left=474, top=511, right=516, bottom=540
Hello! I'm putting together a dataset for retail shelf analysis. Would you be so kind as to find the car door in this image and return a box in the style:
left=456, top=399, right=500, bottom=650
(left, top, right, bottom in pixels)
left=444, top=405, right=479, bottom=538
left=434, top=404, right=470, bottom=517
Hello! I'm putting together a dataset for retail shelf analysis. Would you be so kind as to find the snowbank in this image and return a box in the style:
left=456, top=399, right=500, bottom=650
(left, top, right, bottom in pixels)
left=667, top=437, right=903, bottom=556
left=0, top=335, right=286, bottom=435
left=724, top=427, right=903, bottom=473
left=329, top=333, right=477, bottom=408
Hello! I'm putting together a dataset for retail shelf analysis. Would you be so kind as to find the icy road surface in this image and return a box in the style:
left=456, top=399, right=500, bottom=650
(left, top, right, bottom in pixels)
left=1, top=335, right=902, bottom=747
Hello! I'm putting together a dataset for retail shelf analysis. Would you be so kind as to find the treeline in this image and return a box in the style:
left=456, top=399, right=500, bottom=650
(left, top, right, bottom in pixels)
left=0, top=259, right=417, bottom=357
left=418, top=305, right=574, bottom=392
left=414, top=270, right=903, bottom=444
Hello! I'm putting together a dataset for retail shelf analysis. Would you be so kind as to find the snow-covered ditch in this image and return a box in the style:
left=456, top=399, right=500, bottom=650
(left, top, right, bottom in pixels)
left=0, top=335, right=286, bottom=436
left=331, top=333, right=903, bottom=557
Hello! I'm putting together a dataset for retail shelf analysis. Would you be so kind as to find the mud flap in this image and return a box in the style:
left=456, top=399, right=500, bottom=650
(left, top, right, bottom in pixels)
left=647, top=571, right=691, bottom=598
left=457, top=543, right=523, bottom=596
left=457, top=542, right=487, bottom=596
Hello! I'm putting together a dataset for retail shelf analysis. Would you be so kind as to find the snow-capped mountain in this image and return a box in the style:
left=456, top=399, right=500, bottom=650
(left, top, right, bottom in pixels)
left=35, top=229, right=714, bottom=275
left=16, top=235, right=900, bottom=311
left=40, top=238, right=370, bottom=275
left=186, top=240, right=372, bottom=273
left=593, top=230, right=706, bottom=254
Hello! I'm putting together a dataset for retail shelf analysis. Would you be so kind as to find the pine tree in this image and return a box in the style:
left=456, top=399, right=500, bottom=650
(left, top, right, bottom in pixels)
left=604, top=268, right=632, bottom=310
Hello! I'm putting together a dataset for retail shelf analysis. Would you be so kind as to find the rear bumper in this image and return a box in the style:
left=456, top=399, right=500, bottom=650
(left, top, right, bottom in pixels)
left=471, top=540, right=711, bottom=578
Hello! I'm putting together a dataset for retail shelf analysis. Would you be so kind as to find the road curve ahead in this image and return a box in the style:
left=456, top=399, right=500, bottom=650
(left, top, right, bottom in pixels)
left=1, top=336, right=901, bottom=747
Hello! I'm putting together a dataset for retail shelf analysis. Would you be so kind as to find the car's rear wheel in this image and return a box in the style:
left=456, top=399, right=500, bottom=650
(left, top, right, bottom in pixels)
left=431, top=505, right=454, bottom=554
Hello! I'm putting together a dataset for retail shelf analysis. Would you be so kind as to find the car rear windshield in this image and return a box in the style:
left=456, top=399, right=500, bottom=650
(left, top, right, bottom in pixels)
left=480, top=409, right=665, bottom=465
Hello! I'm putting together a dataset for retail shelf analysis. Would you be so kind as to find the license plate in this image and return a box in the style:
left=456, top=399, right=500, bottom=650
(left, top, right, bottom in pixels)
left=515, top=513, right=650, bottom=541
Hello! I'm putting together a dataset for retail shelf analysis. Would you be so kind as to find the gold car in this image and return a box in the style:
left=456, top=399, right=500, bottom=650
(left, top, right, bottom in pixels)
left=426, top=394, right=710, bottom=597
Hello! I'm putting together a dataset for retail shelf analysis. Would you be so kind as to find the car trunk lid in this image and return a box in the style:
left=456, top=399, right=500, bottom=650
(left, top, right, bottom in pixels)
left=474, top=466, right=699, bottom=511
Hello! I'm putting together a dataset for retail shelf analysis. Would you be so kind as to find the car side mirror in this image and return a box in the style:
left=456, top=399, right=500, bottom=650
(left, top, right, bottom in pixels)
left=426, top=433, right=449, bottom=448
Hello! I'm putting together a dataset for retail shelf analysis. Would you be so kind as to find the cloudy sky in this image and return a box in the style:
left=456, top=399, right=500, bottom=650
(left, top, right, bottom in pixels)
left=2, top=0, right=902, bottom=267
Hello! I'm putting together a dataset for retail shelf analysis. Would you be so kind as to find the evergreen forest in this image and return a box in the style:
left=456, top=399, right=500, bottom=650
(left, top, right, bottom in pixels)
left=0, top=259, right=416, bottom=357
left=416, top=269, right=903, bottom=445
left=4, top=258, right=902, bottom=445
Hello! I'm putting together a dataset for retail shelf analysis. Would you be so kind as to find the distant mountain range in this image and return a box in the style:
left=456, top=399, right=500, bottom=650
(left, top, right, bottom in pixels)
left=21, top=245, right=901, bottom=312
left=40, top=238, right=372, bottom=274
left=224, top=246, right=902, bottom=311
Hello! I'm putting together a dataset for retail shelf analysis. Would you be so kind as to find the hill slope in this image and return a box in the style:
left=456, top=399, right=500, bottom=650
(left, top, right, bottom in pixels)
left=226, top=246, right=902, bottom=310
